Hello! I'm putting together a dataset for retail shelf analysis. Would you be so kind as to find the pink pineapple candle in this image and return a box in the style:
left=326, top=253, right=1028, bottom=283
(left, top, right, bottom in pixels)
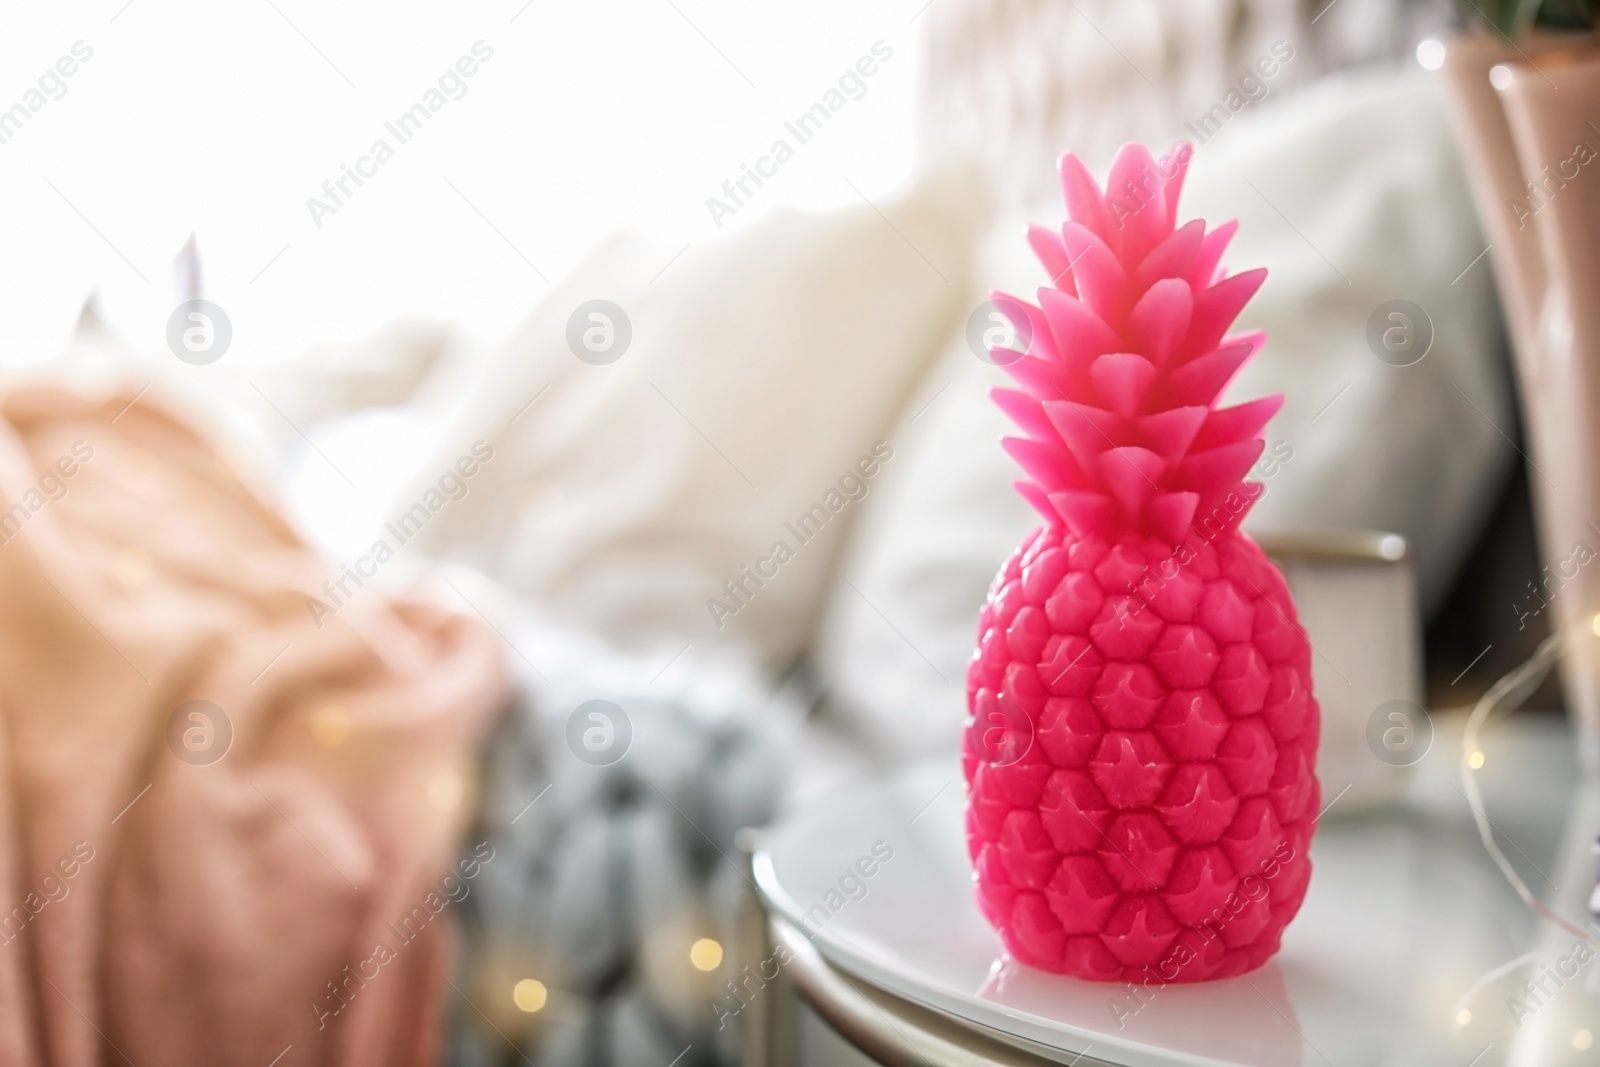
left=963, top=142, right=1319, bottom=983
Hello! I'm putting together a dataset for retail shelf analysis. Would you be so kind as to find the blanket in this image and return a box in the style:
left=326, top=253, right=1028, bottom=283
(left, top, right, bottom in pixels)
left=0, top=383, right=506, bottom=1065
left=441, top=600, right=791, bottom=1067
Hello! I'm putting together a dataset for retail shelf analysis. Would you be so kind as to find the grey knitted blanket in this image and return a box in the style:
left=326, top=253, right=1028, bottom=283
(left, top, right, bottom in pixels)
left=448, top=618, right=792, bottom=1067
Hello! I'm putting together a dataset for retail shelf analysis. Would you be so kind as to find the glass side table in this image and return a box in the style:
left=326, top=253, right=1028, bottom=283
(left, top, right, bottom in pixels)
left=740, top=717, right=1600, bottom=1066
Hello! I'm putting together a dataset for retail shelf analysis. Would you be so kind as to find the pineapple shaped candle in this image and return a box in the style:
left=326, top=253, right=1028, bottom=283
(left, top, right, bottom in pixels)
left=964, top=142, right=1319, bottom=983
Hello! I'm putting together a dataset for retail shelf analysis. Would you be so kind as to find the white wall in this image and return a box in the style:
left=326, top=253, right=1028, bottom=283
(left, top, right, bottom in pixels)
left=0, top=1, right=922, bottom=366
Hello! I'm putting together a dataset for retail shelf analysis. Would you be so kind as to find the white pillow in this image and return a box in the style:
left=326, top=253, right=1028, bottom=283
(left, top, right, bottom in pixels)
left=808, top=68, right=1510, bottom=776
left=402, top=168, right=980, bottom=670
left=1187, top=70, right=1511, bottom=607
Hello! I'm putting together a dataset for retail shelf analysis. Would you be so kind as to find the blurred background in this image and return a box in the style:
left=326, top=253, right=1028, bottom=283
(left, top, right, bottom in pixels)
left=0, top=1, right=1588, bottom=1065
left=0, top=0, right=1553, bottom=701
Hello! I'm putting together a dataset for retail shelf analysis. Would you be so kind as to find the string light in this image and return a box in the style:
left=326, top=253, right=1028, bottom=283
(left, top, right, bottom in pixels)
left=690, top=938, right=723, bottom=971
left=1449, top=618, right=1600, bottom=1027
left=1461, top=621, right=1595, bottom=945
left=1450, top=951, right=1544, bottom=1027
left=513, top=978, right=547, bottom=1013
left=1576, top=1030, right=1593, bottom=1051
left=311, top=705, right=351, bottom=747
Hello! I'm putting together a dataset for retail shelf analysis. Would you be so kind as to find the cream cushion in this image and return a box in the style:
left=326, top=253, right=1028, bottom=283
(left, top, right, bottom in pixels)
left=403, top=169, right=981, bottom=670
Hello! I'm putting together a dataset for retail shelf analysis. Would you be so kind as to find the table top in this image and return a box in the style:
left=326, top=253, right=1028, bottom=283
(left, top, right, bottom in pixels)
left=755, top=716, right=1600, bottom=1067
